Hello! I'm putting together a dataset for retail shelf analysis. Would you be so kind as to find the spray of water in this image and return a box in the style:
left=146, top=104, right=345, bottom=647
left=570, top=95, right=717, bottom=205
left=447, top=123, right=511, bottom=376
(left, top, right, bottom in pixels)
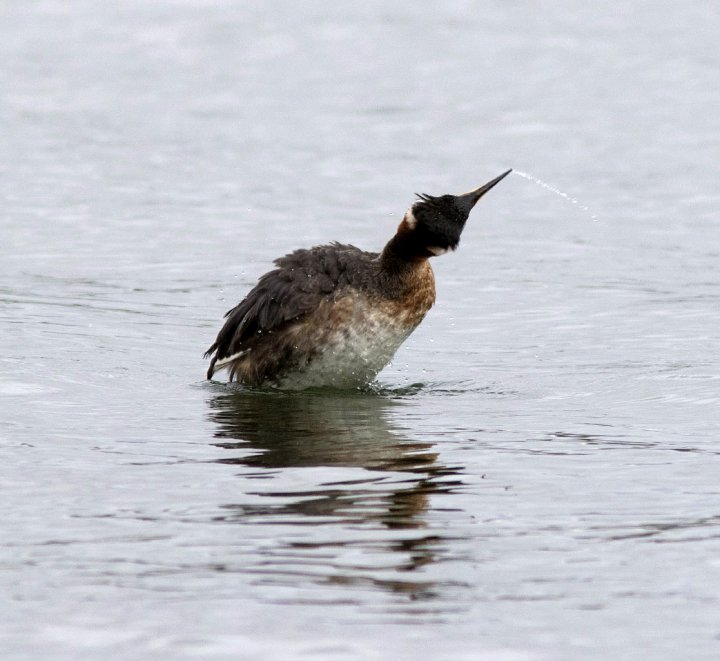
left=513, top=170, right=598, bottom=221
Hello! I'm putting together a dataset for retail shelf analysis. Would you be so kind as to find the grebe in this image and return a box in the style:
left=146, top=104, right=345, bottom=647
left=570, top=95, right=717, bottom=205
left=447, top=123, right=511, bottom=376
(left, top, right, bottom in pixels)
left=205, top=169, right=511, bottom=388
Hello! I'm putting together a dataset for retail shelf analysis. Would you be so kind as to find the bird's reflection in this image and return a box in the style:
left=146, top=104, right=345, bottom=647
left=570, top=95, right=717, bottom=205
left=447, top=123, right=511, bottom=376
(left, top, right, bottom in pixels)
left=207, top=387, right=462, bottom=531
left=205, top=388, right=468, bottom=602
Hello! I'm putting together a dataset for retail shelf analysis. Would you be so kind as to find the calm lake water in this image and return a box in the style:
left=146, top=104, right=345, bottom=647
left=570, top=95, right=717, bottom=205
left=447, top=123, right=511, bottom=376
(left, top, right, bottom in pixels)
left=2, top=1, right=719, bottom=659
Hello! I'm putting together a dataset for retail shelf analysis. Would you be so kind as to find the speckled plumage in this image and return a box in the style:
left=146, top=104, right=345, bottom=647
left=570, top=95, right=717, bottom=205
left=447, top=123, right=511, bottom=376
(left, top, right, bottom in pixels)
left=205, top=170, right=511, bottom=388
left=205, top=244, right=435, bottom=388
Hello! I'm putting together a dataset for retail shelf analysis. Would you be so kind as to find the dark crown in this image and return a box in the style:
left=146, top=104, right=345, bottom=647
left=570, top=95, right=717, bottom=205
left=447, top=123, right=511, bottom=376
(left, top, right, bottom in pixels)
left=410, top=194, right=470, bottom=251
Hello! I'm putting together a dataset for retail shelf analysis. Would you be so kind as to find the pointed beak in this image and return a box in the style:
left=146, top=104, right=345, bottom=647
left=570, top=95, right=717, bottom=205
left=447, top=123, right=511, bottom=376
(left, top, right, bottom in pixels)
left=454, top=169, right=512, bottom=216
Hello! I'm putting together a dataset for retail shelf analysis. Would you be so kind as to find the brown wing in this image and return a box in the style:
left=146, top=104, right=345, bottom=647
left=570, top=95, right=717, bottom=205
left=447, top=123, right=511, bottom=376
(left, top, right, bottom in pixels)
left=204, top=243, right=367, bottom=379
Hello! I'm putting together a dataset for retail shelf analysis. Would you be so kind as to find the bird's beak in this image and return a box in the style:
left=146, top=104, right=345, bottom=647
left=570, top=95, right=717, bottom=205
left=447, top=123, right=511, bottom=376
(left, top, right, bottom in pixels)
left=454, top=169, right=512, bottom=215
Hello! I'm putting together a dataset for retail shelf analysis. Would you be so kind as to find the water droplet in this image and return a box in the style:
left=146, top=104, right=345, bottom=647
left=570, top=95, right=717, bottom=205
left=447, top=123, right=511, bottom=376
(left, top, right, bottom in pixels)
left=513, top=170, right=599, bottom=221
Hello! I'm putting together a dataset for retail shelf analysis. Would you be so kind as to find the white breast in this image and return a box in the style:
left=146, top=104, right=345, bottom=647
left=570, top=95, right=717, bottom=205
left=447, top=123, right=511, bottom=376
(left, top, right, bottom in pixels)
left=276, top=302, right=422, bottom=390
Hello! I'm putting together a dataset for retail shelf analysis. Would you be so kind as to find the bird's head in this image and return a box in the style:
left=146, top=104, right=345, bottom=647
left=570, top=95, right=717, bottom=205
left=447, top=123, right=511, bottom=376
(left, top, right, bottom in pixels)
left=397, top=169, right=512, bottom=258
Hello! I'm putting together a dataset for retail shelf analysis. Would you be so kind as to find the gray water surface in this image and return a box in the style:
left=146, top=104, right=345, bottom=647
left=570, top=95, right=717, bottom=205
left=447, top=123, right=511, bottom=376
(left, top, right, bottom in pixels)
left=2, top=2, right=719, bottom=659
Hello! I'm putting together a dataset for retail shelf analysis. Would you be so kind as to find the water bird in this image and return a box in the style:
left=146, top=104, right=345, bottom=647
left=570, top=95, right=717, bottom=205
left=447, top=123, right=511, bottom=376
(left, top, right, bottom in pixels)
left=205, top=169, right=512, bottom=389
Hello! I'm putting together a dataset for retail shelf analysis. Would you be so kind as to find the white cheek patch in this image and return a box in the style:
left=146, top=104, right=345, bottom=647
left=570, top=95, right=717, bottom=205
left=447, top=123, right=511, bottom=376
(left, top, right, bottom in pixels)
left=404, top=209, right=417, bottom=229
left=427, top=246, right=449, bottom=256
